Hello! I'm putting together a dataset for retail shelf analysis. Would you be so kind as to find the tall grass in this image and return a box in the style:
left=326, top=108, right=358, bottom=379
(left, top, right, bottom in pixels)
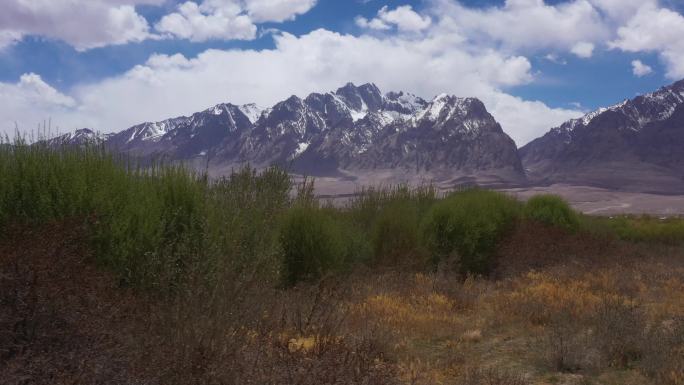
left=347, top=183, right=437, bottom=229
left=0, top=141, right=291, bottom=289
left=371, top=200, right=424, bottom=267
left=280, top=206, right=346, bottom=286
left=348, top=184, right=436, bottom=268
left=581, top=215, right=684, bottom=245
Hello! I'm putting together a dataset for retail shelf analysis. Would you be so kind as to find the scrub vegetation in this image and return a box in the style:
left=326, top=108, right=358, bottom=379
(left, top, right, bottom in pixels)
left=1, top=142, right=683, bottom=384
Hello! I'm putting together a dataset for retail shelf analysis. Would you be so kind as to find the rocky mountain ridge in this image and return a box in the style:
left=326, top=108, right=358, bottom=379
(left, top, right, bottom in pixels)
left=103, top=82, right=525, bottom=188
left=49, top=79, right=684, bottom=194
left=520, top=79, right=684, bottom=193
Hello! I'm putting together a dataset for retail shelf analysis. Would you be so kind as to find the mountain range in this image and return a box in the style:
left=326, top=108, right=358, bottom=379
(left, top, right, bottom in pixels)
left=521, top=79, right=684, bottom=194
left=48, top=80, right=684, bottom=194
left=101, top=82, right=525, bottom=189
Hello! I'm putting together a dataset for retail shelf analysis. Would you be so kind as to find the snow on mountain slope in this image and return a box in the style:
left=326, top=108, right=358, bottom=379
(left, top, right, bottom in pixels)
left=551, top=80, right=684, bottom=139
left=238, top=103, right=263, bottom=124
left=58, top=82, right=525, bottom=185
left=520, top=79, right=684, bottom=193
left=42, top=128, right=109, bottom=147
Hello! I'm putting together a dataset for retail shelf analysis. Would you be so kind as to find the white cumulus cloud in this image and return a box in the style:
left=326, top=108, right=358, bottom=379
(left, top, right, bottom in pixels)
left=0, top=26, right=581, bottom=145
left=543, top=53, right=567, bottom=65
left=631, top=60, right=653, bottom=77
left=245, top=0, right=318, bottom=23
left=155, top=1, right=256, bottom=41
left=0, top=0, right=319, bottom=49
left=32, top=0, right=684, bottom=143
left=571, top=42, right=595, bottom=58
left=0, top=73, right=76, bottom=135
left=421, top=0, right=684, bottom=76
left=155, top=0, right=318, bottom=42
left=611, top=4, right=684, bottom=79
left=356, top=5, right=431, bottom=33
left=0, top=0, right=156, bottom=51
left=430, top=0, right=610, bottom=53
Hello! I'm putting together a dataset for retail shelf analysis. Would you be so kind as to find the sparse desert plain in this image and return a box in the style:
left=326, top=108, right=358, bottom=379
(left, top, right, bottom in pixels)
left=504, top=184, right=684, bottom=216
left=312, top=176, right=684, bottom=216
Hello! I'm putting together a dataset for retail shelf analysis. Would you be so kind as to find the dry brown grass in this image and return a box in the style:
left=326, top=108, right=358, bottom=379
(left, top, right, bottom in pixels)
left=337, top=239, right=684, bottom=384
left=2, top=220, right=684, bottom=385
left=456, top=367, right=530, bottom=385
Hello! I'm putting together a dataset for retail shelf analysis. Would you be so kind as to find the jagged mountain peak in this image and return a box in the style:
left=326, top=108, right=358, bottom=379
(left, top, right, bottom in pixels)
left=336, top=81, right=357, bottom=92
left=43, top=128, right=107, bottom=147
left=414, top=94, right=487, bottom=125
left=279, top=95, right=305, bottom=109
left=663, top=78, right=684, bottom=92
left=383, top=91, right=428, bottom=116
left=521, top=77, right=684, bottom=193
left=237, top=103, right=263, bottom=124
left=49, top=79, right=684, bottom=192
left=334, top=82, right=383, bottom=112
left=335, top=82, right=380, bottom=95
left=385, top=90, right=422, bottom=103
left=557, top=78, right=684, bottom=135
left=72, top=128, right=96, bottom=136
left=265, top=95, right=313, bottom=120
left=202, top=102, right=255, bottom=121
left=92, top=82, right=525, bottom=186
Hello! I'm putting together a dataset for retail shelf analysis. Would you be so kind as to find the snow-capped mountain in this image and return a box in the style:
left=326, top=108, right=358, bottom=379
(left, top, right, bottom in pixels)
left=50, top=80, right=683, bottom=193
left=101, top=82, right=524, bottom=187
left=520, top=79, right=684, bottom=193
left=348, top=95, right=523, bottom=175
left=43, top=128, right=109, bottom=147
left=108, top=103, right=255, bottom=161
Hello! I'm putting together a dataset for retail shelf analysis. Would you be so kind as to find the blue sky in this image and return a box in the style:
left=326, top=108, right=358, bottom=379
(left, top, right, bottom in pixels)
left=1, top=0, right=683, bottom=145
left=0, top=0, right=426, bottom=88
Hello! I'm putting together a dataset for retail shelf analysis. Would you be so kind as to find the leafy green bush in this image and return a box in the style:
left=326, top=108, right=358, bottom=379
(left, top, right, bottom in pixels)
left=371, top=201, right=424, bottom=267
left=279, top=206, right=346, bottom=286
left=421, top=189, right=521, bottom=275
left=524, top=194, right=579, bottom=231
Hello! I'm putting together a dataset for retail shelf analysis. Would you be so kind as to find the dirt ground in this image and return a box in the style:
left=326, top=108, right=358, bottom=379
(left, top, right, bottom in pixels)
left=503, top=184, right=684, bottom=216
left=312, top=178, right=684, bottom=216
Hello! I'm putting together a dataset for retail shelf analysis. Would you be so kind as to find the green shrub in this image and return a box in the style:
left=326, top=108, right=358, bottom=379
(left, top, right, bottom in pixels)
left=279, top=206, right=346, bottom=286
left=584, top=215, right=684, bottom=245
left=371, top=201, right=423, bottom=267
left=421, top=189, right=521, bottom=275
left=91, top=165, right=209, bottom=286
left=524, top=194, right=579, bottom=232
left=0, top=142, right=291, bottom=290
left=348, top=184, right=437, bottom=230
left=313, top=201, right=372, bottom=265
left=204, top=166, right=291, bottom=279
